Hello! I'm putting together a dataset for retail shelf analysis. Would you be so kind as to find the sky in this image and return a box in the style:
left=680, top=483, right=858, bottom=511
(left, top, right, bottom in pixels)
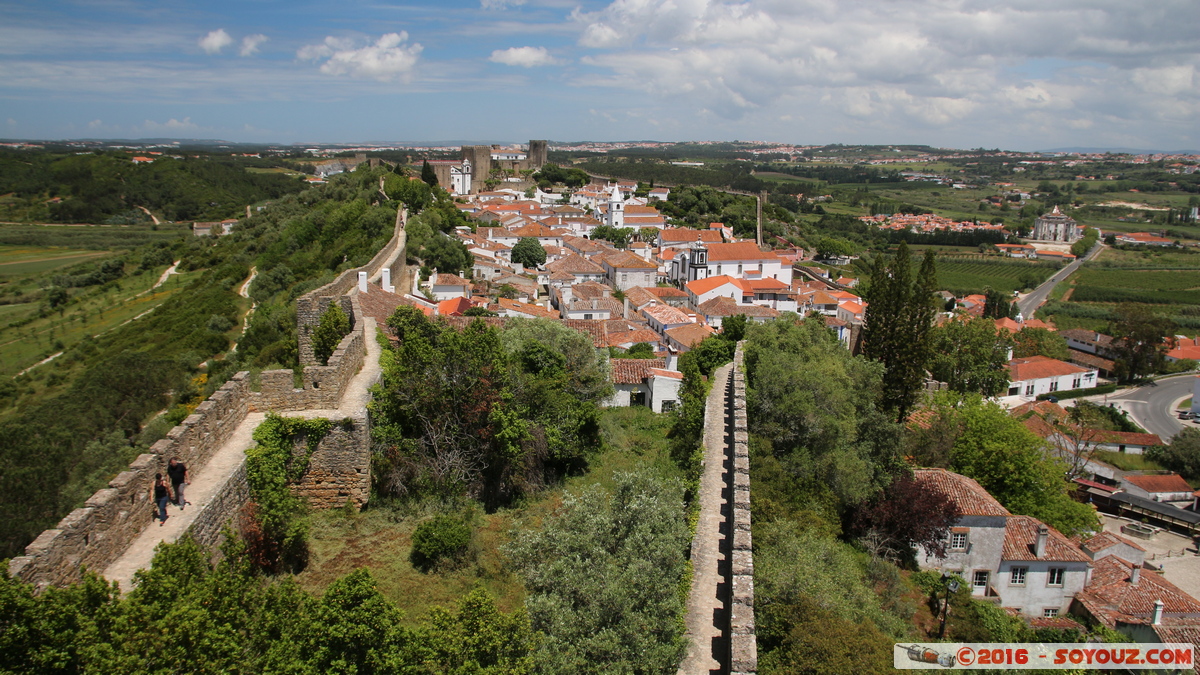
left=1, top=0, right=1198, bottom=150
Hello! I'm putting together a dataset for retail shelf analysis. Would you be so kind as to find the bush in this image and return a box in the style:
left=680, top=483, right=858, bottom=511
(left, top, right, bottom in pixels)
left=411, top=515, right=471, bottom=570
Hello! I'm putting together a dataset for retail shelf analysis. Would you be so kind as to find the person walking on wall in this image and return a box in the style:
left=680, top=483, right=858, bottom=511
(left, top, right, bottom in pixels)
left=167, top=457, right=190, bottom=509
left=152, top=474, right=170, bottom=526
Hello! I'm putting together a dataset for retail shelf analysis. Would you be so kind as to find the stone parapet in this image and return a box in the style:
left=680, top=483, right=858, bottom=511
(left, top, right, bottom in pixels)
left=728, top=341, right=756, bottom=674
left=250, top=328, right=364, bottom=413
left=187, top=462, right=249, bottom=551
left=9, top=375, right=252, bottom=589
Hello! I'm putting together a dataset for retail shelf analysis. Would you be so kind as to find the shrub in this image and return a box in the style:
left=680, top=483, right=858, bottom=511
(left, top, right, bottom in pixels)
left=312, top=302, right=350, bottom=365
left=411, top=515, right=471, bottom=570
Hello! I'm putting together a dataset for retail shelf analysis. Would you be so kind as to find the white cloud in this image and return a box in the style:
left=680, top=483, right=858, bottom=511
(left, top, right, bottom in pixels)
left=142, top=117, right=202, bottom=134
left=240, top=34, right=268, bottom=57
left=87, top=119, right=102, bottom=129
left=198, top=29, right=233, bottom=55
left=481, top=0, right=526, bottom=8
left=298, top=33, right=422, bottom=81
left=489, top=46, right=558, bottom=67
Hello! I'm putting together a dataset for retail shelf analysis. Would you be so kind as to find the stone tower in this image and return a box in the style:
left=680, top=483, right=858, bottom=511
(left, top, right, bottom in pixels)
left=528, top=140, right=548, bottom=170
left=461, top=145, right=493, bottom=193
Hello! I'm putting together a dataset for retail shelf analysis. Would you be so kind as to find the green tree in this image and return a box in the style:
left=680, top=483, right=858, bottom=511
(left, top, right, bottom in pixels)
left=590, top=225, right=633, bottom=249
left=1147, top=427, right=1200, bottom=478
left=311, top=302, right=350, bottom=366
left=981, top=287, right=1016, bottom=319
left=421, top=159, right=438, bottom=187
left=928, top=317, right=1014, bottom=396
left=816, top=237, right=856, bottom=259
left=503, top=473, right=689, bottom=674
left=863, top=244, right=938, bottom=422
left=510, top=237, right=547, bottom=268
left=940, top=393, right=1098, bottom=536
left=1013, top=326, right=1069, bottom=360
left=1109, top=303, right=1176, bottom=381
left=624, top=342, right=656, bottom=359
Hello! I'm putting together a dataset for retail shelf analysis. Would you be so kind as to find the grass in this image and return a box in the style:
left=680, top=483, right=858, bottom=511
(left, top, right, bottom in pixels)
left=0, top=246, right=111, bottom=277
left=297, top=406, right=682, bottom=623
left=927, top=256, right=1058, bottom=294
left=1094, top=246, right=1200, bottom=269
left=0, top=267, right=198, bottom=378
left=1093, top=450, right=1168, bottom=474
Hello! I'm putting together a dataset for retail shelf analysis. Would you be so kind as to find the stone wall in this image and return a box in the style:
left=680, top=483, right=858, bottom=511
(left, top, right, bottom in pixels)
left=187, top=462, right=249, bottom=551
left=250, top=327, right=365, bottom=413
left=289, top=414, right=371, bottom=509
left=730, top=343, right=758, bottom=675
left=7, top=374, right=252, bottom=589
left=297, top=207, right=407, bottom=365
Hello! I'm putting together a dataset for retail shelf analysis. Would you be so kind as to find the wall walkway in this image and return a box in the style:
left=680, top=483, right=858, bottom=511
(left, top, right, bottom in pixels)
left=678, top=344, right=756, bottom=674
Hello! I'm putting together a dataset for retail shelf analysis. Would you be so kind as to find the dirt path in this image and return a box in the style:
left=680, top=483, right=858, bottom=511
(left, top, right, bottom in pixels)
left=103, top=316, right=383, bottom=592
left=139, top=260, right=179, bottom=296
left=136, top=206, right=161, bottom=225
left=679, top=362, right=733, bottom=675
left=230, top=267, right=257, bottom=354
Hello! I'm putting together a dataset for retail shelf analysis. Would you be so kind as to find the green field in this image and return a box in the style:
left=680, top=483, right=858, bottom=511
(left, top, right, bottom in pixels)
left=0, top=246, right=110, bottom=277
left=926, top=256, right=1059, bottom=295
left=1093, top=246, right=1200, bottom=269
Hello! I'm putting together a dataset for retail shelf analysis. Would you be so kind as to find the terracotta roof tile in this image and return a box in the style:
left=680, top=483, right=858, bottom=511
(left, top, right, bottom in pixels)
left=1076, top=555, right=1200, bottom=627
left=645, top=286, right=688, bottom=299
left=686, top=275, right=740, bottom=296
left=664, top=323, right=715, bottom=348
left=642, top=303, right=692, bottom=325
left=1002, top=515, right=1090, bottom=563
left=608, top=329, right=661, bottom=347
left=434, top=273, right=471, bottom=287
left=913, top=468, right=1009, bottom=516
left=1006, top=355, right=1090, bottom=381
left=597, top=250, right=658, bottom=270
left=1123, top=473, right=1192, bottom=494
left=659, top=227, right=723, bottom=243
left=1078, top=531, right=1146, bottom=555
left=558, top=319, right=608, bottom=347
left=706, top=241, right=776, bottom=261
left=623, top=286, right=659, bottom=308
left=545, top=253, right=605, bottom=276
left=610, top=358, right=666, bottom=384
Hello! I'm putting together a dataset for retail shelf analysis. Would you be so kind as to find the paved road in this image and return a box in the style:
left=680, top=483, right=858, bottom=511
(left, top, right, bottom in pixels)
left=1016, top=242, right=1103, bottom=319
left=1100, top=375, right=1197, bottom=442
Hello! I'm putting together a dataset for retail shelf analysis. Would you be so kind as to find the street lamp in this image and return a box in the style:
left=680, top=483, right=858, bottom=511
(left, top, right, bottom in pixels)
left=937, top=573, right=961, bottom=639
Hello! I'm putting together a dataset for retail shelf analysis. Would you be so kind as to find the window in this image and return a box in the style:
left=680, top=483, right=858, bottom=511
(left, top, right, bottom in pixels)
left=1072, top=377, right=1081, bottom=389
left=661, top=400, right=677, bottom=412
left=583, top=314, right=593, bottom=320
left=1043, top=608, right=1060, bottom=618
left=973, top=571, right=989, bottom=589
left=717, top=264, right=722, bottom=275
left=1010, top=567, right=1027, bottom=585
left=1049, top=381, right=1059, bottom=392
left=1047, top=568, right=1064, bottom=586
left=950, top=533, right=968, bottom=550
left=1008, top=386, right=1020, bottom=396
left=1025, top=384, right=1035, bottom=396
left=737, top=264, right=743, bottom=274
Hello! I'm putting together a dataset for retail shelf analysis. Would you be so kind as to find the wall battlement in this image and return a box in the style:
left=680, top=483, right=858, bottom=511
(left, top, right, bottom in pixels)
left=729, top=343, right=757, bottom=675
left=7, top=374, right=252, bottom=589
left=250, top=327, right=365, bottom=413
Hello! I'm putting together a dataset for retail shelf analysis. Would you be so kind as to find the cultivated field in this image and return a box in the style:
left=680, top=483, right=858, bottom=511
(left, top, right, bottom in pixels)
left=0, top=246, right=109, bottom=277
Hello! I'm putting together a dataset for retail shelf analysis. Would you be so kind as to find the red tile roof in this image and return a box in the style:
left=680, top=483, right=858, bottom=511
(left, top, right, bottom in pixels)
left=665, top=323, right=715, bottom=348
left=1078, top=531, right=1146, bottom=555
left=642, top=303, right=692, bottom=326
left=644, top=286, right=688, bottom=299
left=659, top=227, right=722, bottom=243
left=558, top=319, right=608, bottom=347
left=358, top=283, right=433, bottom=320
left=1076, top=555, right=1200, bottom=627
left=1006, top=355, right=1090, bottom=382
left=1123, top=473, right=1192, bottom=494
left=433, top=273, right=470, bottom=287
left=650, top=368, right=683, bottom=380
left=598, top=250, right=658, bottom=270
left=437, top=296, right=473, bottom=316
left=608, top=329, right=661, bottom=347
left=545, top=253, right=605, bottom=276
left=686, top=275, right=740, bottom=296
left=706, top=242, right=776, bottom=261
left=912, top=468, right=1009, bottom=516
left=1093, top=430, right=1163, bottom=447
left=610, top=358, right=666, bottom=384
left=1002, top=515, right=1090, bottom=563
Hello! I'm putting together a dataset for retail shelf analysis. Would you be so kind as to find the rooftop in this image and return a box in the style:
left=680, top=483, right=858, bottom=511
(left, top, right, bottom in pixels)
left=610, top=358, right=667, bottom=384
left=665, top=323, right=715, bottom=348
left=1076, top=555, right=1200, bottom=628
left=912, top=468, right=1010, bottom=517
left=1001, top=515, right=1090, bottom=563
left=1123, top=473, right=1192, bottom=494
left=1007, top=355, right=1090, bottom=382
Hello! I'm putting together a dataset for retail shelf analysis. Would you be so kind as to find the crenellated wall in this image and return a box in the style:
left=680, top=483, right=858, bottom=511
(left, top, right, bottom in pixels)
left=729, top=343, right=757, bottom=675
left=7, top=375, right=252, bottom=589
left=297, top=207, right=407, bottom=365
left=250, top=327, right=365, bottom=413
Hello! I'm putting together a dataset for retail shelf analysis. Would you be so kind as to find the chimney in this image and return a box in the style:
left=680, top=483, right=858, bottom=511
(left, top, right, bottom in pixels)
left=358, top=271, right=368, bottom=293
left=1153, top=599, right=1164, bottom=625
left=1035, top=525, right=1049, bottom=558
left=1130, top=563, right=1142, bottom=585
left=382, top=268, right=393, bottom=293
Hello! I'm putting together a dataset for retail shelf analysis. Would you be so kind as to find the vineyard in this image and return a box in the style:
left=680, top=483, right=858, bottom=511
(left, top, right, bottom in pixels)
left=1036, top=260, right=1200, bottom=335
left=926, top=255, right=1059, bottom=295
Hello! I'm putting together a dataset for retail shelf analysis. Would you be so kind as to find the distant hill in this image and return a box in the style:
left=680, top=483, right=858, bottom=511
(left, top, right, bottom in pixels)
left=1040, top=147, right=1200, bottom=155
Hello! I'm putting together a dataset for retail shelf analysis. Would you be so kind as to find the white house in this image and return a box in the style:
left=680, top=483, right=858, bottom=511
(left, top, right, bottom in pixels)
left=915, top=469, right=1092, bottom=618
left=685, top=275, right=744, bottom=307
left=1120, top=473, right=1194, bottom=504
left=605, top=359, right=683, bottom=413
left=1005, top=356, right=1097, bottom=398
left=670, top=242, right=792, bottom=286
left=427, top=273, right=471, bottom=301
left=641, top=303, right=694, bottom=335
left=598, top=250, right=658, bottom=291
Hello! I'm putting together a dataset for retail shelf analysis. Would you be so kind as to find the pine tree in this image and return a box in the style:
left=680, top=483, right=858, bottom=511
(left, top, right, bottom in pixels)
left=863, top=244, right=938, bottom=422
left=421, top=159, right=438, bottom=187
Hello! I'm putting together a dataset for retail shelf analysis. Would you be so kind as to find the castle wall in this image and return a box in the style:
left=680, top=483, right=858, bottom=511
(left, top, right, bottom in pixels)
left=7, top=374, right=252, bottom=589
left=288, top=414, right=371, bottom=509
left=730, top=343, right=757, bottom=675
left=251, top=328, right=364, bottom=413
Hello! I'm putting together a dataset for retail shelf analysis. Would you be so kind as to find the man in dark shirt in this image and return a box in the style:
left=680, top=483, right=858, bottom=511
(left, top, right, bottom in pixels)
left=167, top=457, right=190, bottom=509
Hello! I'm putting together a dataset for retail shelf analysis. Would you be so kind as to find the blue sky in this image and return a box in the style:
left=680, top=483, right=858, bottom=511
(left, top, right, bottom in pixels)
left=1, top=0, right=1198, bottom=150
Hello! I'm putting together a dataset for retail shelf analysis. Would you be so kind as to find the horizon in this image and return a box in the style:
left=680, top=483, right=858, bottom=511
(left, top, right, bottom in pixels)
left=2, top=1, right=1198, bottom=150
